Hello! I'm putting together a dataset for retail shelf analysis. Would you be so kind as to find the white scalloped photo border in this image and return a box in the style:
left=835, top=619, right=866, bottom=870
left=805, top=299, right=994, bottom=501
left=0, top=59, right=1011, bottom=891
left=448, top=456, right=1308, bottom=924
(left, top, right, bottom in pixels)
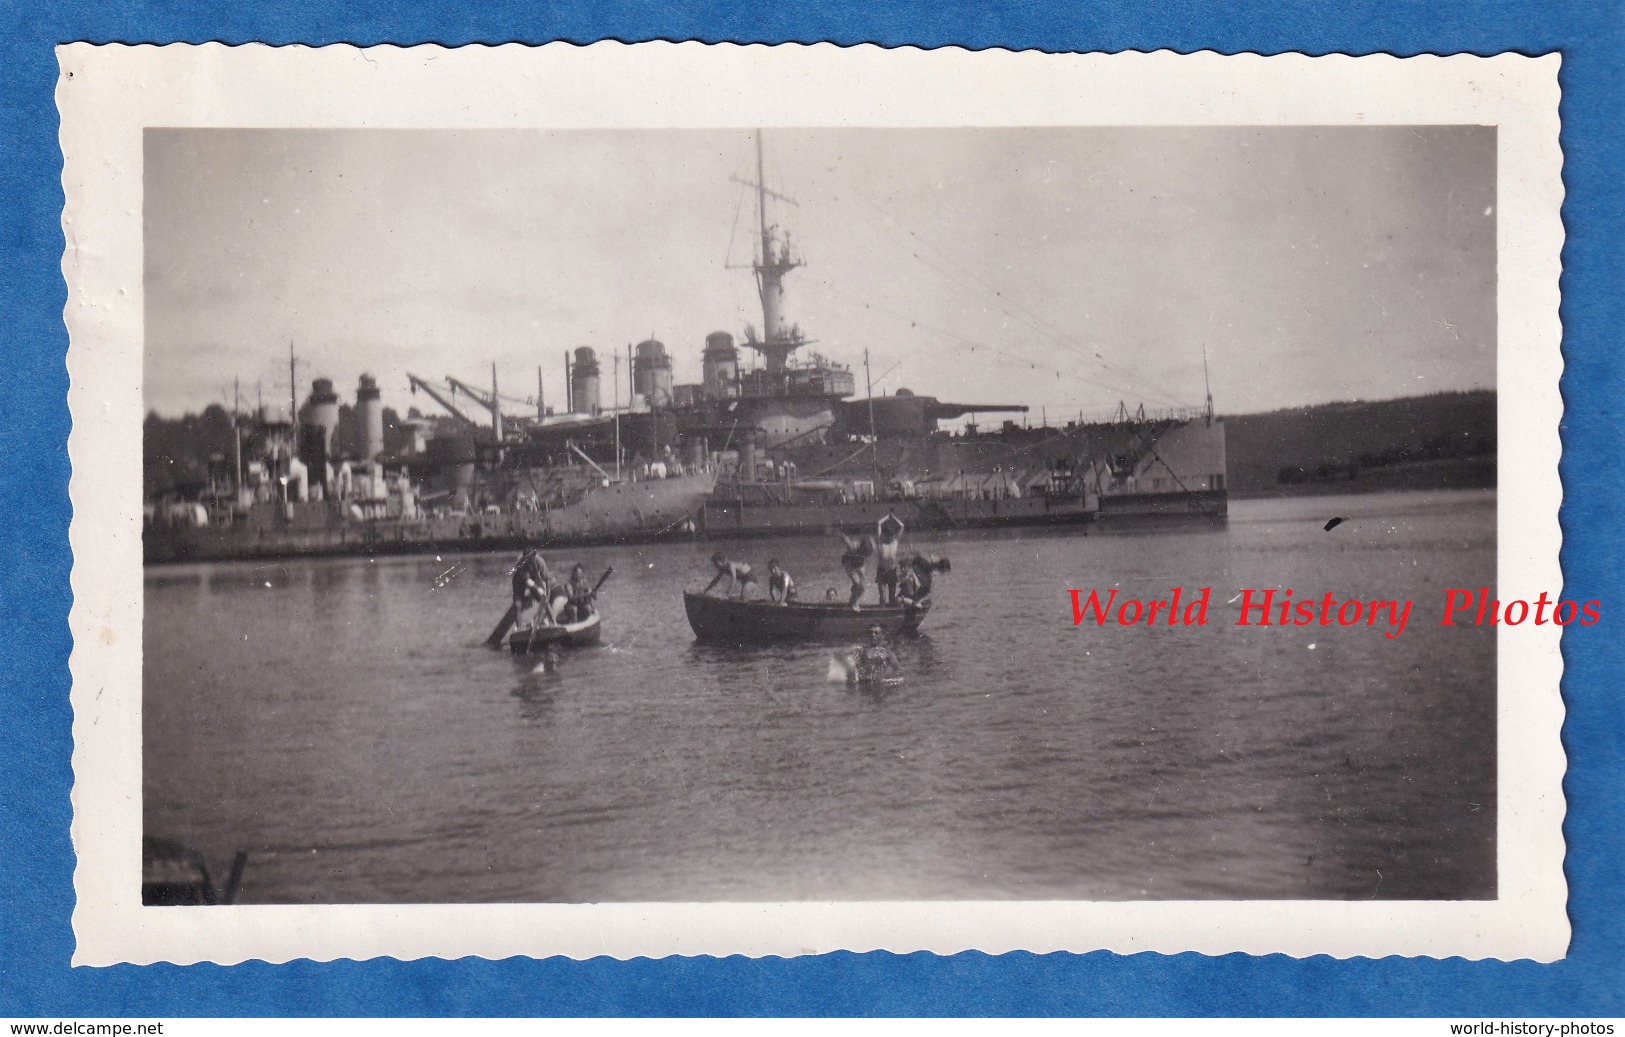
left=60, top=42, right=1566, bottom=966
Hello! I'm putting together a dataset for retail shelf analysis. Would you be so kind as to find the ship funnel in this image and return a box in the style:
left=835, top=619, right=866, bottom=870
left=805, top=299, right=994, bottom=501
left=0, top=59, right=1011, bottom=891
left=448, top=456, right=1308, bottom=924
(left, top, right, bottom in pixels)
left=570, top=346, right=601, bottom=415
left=355, top=373, right=384, bottom=462
left=702, top=331, right=739, bottom=400
left=299, top=377, right=341, bottom=476
left=633, top=338, right=674, bottom=408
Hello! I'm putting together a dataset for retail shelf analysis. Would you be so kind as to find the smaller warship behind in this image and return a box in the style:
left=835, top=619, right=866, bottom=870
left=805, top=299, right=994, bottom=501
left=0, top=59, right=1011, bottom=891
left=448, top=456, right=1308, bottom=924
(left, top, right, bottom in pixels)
left=143, top=134, right=1228, bottom=565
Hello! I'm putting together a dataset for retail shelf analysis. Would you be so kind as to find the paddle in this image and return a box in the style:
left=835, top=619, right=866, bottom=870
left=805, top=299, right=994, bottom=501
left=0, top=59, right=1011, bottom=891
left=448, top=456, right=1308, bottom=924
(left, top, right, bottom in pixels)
left=485, top=603, right=521, bottom=648
left=554, top=566, right=615, bottom=627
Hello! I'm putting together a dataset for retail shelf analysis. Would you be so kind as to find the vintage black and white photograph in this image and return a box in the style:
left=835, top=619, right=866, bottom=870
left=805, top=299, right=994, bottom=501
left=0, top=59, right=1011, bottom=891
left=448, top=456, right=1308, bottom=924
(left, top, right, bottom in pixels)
left=63, top=44, right=1565, bottom=963
left=138, top=120, right=1502, bottom=904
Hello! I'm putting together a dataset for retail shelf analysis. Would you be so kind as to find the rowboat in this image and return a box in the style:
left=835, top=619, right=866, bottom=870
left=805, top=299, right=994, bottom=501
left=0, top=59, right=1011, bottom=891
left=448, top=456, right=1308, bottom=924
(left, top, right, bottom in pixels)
left=683, top=591, right=930, bottom=645
left=497, top=567, right=614, bottom=654
left=508, top=612, right=603, bottom=654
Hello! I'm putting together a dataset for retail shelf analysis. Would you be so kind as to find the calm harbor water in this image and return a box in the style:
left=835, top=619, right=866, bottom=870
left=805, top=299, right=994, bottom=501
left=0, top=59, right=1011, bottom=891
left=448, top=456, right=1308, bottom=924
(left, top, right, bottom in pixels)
left=144, top=489, right=1496, bottom=902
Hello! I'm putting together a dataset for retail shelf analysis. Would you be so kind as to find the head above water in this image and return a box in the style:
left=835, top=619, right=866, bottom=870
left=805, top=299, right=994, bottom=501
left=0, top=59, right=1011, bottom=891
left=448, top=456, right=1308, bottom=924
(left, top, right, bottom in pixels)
left=571, top=563, right=585, bottom=579
left=768, top=559, right=782, bottom=574
left=868, top=624, right=884, bottom=643
left=711, top=551, right=726, bottom=566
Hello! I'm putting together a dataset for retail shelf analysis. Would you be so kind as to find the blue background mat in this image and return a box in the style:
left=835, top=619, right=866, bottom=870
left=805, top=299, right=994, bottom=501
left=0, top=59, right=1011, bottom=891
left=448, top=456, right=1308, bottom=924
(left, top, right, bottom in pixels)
left=2, top=0, right=1620, bottom=1016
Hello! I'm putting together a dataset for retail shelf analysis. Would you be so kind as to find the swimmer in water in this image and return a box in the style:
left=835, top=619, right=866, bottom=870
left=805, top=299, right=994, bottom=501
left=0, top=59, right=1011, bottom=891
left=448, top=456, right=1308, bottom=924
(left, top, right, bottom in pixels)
left=850, top=623, right=901, bottom=683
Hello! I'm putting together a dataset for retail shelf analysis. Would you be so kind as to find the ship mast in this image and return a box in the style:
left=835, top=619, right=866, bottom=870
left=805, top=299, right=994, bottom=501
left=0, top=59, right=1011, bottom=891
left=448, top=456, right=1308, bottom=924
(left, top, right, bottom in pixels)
left=865, top=348, right=879, bottom=485
left=1201, top=340, right=1214, bottom=424
left=491, top=362, right=502, bottom=441
left=743, top=130, right=802, bottom=375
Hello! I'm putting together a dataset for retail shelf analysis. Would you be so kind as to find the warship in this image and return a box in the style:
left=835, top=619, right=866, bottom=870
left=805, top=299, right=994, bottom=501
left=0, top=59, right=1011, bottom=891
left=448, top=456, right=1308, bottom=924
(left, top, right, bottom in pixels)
left=684, top=132, right=1227, bottom=538
left=143, top=133, right=1225, bottom=565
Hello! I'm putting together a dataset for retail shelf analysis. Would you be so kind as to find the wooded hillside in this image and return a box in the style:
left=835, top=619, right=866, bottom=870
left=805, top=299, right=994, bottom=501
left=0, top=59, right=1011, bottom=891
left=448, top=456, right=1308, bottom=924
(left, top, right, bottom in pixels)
left=1224, top=390, right=1495, bottom=496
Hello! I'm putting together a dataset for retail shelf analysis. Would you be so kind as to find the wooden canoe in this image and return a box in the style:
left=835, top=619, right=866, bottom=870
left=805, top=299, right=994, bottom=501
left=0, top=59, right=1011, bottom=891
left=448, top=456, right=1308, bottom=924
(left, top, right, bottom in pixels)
left=683, top=591, right=929, bottom=645
left=508, top=612, right=603, bottom=654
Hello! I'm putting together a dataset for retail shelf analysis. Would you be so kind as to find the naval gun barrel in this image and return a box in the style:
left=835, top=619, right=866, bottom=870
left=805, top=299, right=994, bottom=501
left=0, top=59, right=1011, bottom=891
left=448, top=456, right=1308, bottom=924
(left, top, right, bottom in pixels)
left=924, top=402, right=1030, bottom=421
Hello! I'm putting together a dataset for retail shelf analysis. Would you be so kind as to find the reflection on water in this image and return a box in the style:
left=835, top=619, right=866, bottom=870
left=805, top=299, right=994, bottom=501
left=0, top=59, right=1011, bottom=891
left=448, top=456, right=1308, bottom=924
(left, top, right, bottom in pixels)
left=145, top=489, right=1496, bottom=903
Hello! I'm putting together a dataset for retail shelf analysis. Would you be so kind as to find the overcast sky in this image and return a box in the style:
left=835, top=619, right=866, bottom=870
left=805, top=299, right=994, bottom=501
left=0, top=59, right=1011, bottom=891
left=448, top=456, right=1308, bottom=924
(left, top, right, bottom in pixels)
left=145, top=126, right=1495, bottom=423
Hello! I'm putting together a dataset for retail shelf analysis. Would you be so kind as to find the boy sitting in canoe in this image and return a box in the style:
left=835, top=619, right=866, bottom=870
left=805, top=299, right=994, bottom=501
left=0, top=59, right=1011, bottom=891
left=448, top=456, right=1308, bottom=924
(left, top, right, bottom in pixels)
left=560, top=563, right=598, bottom=623
left=703, top=552, right=757, bottom=600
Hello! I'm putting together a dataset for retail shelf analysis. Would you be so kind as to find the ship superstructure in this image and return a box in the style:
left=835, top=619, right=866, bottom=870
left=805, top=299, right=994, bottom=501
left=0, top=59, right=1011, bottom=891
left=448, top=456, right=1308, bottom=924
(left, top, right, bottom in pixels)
left=695, top=131, right=1227, bottom=534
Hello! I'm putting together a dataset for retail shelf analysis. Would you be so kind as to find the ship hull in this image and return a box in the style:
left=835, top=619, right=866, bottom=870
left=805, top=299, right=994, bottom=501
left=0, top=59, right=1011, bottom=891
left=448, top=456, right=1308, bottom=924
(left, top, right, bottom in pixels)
left=699, top=493, right=1096, bottom=538
left=698, top=489, right=1227, bottom=541
left=508, top=613, right=603, bottom=654
left=144, top=471, right=716, bottom=564
left=699, top=415, right=1228, bottom=542
left=1095, top=488, right=1229, bottom=528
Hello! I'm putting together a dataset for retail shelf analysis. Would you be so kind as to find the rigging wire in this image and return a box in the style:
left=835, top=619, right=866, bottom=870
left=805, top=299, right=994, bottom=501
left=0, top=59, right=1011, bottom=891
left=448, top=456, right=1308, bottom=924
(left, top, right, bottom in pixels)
left=799, top=275, right=1155, bottom=402
left=861, top=193, right=1190, bottom=406
left=820, top=178, right=1194, bottom=409
left=723, top=178, right=749, bottom=269
left=715, top=139, right=1190, bottom=410
left=722, top=176, right=761, bottom=331
left=836, top=183, right=1190, bottom=406
left=440, top=378, right=536, bottom=410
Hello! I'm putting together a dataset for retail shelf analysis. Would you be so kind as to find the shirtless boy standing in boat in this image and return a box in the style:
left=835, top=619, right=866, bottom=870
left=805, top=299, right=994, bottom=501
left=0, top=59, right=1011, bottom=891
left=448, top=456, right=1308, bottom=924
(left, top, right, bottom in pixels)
left=875, top=513, right=906, bottom=605
left=704, top=552, right=757, bottom=600
left=835, top=529, right=874, bottom=610
left=511, top=548, right=555, bottom=625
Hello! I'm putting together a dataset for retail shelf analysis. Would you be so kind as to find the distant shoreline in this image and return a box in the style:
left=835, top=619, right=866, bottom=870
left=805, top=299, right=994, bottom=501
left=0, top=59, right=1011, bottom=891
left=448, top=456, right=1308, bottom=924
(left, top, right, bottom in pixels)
left=1230, top=456, right=1495, bottom=499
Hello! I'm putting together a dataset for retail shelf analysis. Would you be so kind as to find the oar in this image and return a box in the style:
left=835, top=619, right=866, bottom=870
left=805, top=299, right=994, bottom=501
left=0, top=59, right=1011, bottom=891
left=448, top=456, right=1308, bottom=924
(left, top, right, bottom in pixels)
left=486, top=603, right=521, bottom=647
left=556, top=567, right=615, bottom=629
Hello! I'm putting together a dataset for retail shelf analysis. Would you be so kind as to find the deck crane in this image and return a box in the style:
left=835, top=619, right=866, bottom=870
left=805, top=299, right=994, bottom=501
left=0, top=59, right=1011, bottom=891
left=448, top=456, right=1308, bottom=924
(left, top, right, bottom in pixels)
left=444, top=368, right=508, bottom=441
left=405, top=373, right=481, bottom=431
